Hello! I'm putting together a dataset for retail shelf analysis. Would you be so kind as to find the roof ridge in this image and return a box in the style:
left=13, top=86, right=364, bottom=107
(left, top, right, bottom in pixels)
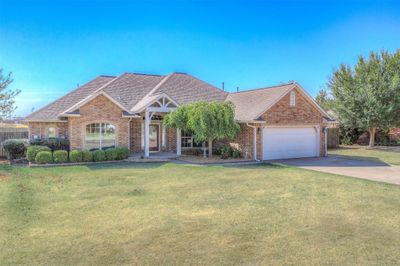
left=229, top=82, right=296, bottom=94
left=92, top=73, right=129, bottom=94
left=126, top=72, right=165, bottom=77
left=128, top=73, right=174, bottom=111
left=147, top=73, right=175, bottom=96
left=182, top=73, right=228, bottom=94
left=25, top=75, right=113, bottom=119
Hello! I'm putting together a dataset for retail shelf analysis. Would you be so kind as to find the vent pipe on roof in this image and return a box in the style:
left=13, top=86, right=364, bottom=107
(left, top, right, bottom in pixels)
left=222, top=82, right=225, bottom=91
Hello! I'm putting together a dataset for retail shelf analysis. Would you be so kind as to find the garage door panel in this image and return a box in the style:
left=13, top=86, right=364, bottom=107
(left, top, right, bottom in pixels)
left=263, top=127, right=318, bottom=160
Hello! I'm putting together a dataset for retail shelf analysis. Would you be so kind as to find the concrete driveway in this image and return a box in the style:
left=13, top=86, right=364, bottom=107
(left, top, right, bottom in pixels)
left=274, top=156, right=400, bottom=185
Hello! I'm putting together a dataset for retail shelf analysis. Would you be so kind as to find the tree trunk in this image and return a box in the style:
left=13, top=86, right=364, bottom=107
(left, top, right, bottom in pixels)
left=369, top=128, right=376, bottom=147
left=202, top=142, right=207, bottom=158
left=208, top=138, right=213, bottom=158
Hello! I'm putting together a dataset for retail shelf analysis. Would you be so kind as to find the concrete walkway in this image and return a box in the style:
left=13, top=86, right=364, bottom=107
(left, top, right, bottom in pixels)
left=274, top=156, right=400, bottom=185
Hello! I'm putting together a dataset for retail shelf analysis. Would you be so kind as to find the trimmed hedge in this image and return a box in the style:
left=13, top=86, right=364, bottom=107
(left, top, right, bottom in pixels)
left=69, top=150, right=83, bottom=163
left=2, top=139, right=29, bottom=160
left=35, top=151, right=53, bottom=164
left=116, top=147, right=130, bottom=160
left=105, top=148, right=118, bottom=161
left=30, top=138, right=70, bottom=151
left=92, top=150, right=106, bottom=162
left=53, top=150, right=68, bottom=163
left=82, top=150, right=93, bottom=162
left=27, top=145, right=51, bottom=162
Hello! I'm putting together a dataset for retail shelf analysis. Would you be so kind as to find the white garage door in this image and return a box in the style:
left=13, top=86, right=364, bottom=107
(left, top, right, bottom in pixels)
left=263, top=127, right=319, bottom=160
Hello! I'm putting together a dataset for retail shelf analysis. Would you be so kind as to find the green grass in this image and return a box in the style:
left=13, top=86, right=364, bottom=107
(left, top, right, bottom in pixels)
left=329, top=146, right=400, bottom=165
left=1, top=163, right=399, bottom=265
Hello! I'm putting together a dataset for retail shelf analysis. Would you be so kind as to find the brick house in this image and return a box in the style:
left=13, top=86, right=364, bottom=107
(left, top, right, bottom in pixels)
left=25, top=72, right=333, bottom=160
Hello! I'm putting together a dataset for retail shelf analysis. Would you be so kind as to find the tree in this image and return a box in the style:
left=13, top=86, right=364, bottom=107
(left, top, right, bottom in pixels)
left=328, top=50, right=400, bottom=147
left=315, top=89, right=333, bottom=111
left=0, top=69, right=20, bottom=119
left=164, top=102, right=241, bottom=157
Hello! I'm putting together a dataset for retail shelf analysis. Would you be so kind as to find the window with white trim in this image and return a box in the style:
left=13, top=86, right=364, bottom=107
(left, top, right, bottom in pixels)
left=181, top=131, right=202, bottom=148
left=290, top=91, right=296, bottom=106
left=47, top=127, right=56, bottom=138
left=85, top=123, right=116, bottom=150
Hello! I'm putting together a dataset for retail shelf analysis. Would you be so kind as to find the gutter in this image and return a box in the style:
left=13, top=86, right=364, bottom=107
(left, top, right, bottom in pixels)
left=246, top=123, right=260, bottom=162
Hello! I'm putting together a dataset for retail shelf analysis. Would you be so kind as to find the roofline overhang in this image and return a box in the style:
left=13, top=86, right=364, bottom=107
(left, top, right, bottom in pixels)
left=236, top=120, right=266, bottom=124
left=122, top=114, right=141, bottom=118
left=59, top=114, right=81, bottom=118
left=61, top=90, right=131, bottom=115
left=24, top=119, right=68, bottom=123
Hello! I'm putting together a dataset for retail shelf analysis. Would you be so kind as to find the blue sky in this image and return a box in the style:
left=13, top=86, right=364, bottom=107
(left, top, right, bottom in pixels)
left=1, top=0, right=399, bottom=117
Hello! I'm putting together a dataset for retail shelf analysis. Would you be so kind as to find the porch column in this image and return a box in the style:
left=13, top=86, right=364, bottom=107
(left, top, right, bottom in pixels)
left=176, top=128, right=181, bottom=156
left=144, top=110, right=150, bottom=158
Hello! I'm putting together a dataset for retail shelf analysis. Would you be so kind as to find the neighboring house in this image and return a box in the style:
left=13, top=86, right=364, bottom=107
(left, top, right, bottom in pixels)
left=25, top=72, right=332, bottom=160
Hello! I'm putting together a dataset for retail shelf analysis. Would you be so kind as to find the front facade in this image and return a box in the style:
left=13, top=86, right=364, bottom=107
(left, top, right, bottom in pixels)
left=26, top=72, right=332, bottom=160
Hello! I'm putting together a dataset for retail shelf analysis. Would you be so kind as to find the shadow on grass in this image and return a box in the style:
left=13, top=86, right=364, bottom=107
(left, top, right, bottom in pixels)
left=86, top=161, right=166, bottom=170
left=221, top=162, right=289, bottom=170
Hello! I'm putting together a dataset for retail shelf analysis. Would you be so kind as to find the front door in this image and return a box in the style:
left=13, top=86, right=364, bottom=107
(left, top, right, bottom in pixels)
left=149, top=124, right=160, bottom=151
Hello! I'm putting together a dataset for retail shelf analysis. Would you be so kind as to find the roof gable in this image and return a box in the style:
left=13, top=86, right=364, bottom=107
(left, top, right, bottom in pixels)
left=226, top=83, right=295, bottom=122
left=61, top=90, right=131, bottom=115
left=226, top=82, right=331, bottom=122
left=25, top=75, right=115, bottom=121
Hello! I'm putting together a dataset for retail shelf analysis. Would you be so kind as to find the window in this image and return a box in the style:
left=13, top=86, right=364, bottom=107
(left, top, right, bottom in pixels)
left=181, top=131, right=202, bottom=149
left=290, top=91, right=296, bottom=106
left=47, top=127, right=56, bottom=138
left=85, top=123, right=116, bottom=150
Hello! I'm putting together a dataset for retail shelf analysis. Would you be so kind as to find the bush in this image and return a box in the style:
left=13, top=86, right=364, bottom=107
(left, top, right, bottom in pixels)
left=116, top=147, right=130, bottom=160
left=27, top=145, right=51, bottom=162
left=53, top=150, right=68, bottom=163
left=232, top=150, right=241, bottom=158
left=82, top=150, right=93, bottom=162
left=340, top=135, right=353, bottom=146
left=30, top=138, right=70, bottom=151
left=69, top=150, right=83, bottom=163
left=105, top=148, right=118, bottom=161
left=220, top=145, right=233, bottom=159
left=2, top=139, right=29, bottom=160
left=35, top=151, right=53, bottom=164
left=92, top=149, right=106, bottom=162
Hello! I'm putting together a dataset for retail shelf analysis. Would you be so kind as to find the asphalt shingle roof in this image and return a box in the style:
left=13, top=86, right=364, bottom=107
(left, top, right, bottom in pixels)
left=226, top=83, right=295, bottom=121
left=25, top=75, right=115, bottom=121
left=25, top=73, right=303, bottom=123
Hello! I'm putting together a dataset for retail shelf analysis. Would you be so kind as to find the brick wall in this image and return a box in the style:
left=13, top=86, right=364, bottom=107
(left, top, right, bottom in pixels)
left=167, top=127, right=177, bottom=152
left=28, top=122, right=68, bottom=139
left=68, top=95, right=130, bottom=150
left=130, top=118, right=142, bottom=152
left=389, top=128, right=400, bottom=141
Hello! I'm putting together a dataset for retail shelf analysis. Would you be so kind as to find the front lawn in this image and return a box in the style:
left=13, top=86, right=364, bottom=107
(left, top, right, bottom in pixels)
left=329, top=146, right=400, bottom=165
left=1, top=163, right=399, bottom=265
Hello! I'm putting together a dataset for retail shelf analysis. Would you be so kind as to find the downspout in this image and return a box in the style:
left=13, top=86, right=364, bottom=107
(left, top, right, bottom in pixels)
left=128, top=118, right=133, bottom=151
left=246, top=123, right=260, bottom=161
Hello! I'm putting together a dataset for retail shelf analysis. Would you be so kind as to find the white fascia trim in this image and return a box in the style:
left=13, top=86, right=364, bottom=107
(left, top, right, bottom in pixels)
left=122, top=114, right=141, bottom=118
left=59, top=114, right=81, bottom=117
left=25, top=119, right=68, bottom=123
left=61, top=90, right=130, bottom=115
left=133, top=93, right=180, bottom=113
left=237, top=120, right=266, bottom=124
